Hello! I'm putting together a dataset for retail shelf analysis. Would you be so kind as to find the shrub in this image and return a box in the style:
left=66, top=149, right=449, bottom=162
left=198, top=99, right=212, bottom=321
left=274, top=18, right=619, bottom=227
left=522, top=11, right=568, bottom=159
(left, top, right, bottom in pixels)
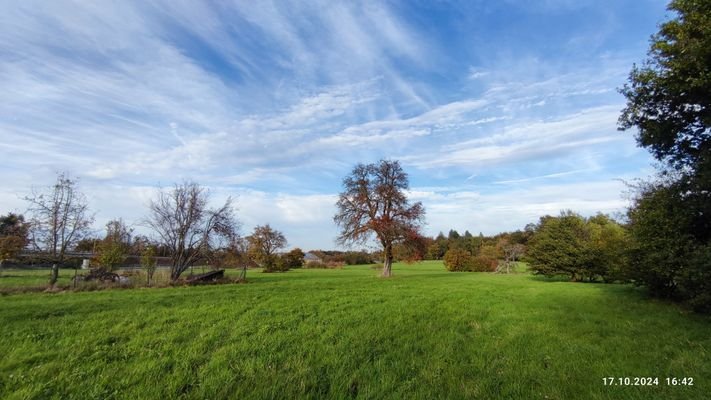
left=263, top=255, right=289, bottom=273
left=282, top=248, right=305, bottom=269
left=470, top=255, right=497, bottom=272
left=304, top=260, right=326, bottom=269
left=443, top=248, right=472, bottom=272
left=303, top=260, right=343, bottom=269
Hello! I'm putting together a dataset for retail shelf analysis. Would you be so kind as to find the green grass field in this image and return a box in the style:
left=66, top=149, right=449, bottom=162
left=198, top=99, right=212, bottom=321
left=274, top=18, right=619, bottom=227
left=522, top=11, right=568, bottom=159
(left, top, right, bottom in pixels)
left=1, top=261, right=709, bottom=399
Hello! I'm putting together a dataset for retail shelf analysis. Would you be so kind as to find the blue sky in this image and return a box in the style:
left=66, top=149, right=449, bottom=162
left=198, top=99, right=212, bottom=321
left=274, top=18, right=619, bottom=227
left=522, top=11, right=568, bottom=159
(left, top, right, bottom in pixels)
left=0, top=0, right=668, bottom=250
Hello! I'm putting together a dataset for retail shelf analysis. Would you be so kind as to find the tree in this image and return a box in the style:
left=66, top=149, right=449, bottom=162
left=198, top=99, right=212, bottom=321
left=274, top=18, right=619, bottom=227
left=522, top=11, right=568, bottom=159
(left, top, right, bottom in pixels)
left=619, top=0, right=711, bottom=174
left=619, top=0, right=711, bottom=311
left=283, top=248, right=305, bottom=269
left=627, top=179, right=709, bottom=306
left=427, top=232, right=448, bottom=260
left=73, top=237, right=101, bottom=253
left=526, top=211, right=629, bottom=282
left=140, top=245, right=157, bottom=286
left=227, top=237, right=251, bottom=281
left=526, top=211, right=593, bottom=281
left=587, top=214, right=629, bottom=282
left=499, top=241, right=526, bottom=274
left=246, top=224, right=288, bottom=272
left=96, top=219, right=132, bottom=271
left=475, top=244, right=499, bottom=272
left=25, top=174, right=94, bottom=286
left=334, top=160, right=425, bottom=277
left=0, top=213, right=30, bottom=272
left=144, top=181, right=238, bottom=281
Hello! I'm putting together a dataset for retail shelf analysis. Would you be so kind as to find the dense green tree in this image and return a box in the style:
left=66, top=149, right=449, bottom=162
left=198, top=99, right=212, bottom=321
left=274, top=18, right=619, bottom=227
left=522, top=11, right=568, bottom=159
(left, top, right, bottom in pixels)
left=526, top=212, right=593, bottom=281
left=619, top=0, right=711, bottom=174
left=627, top=179, right=711, bottom=310
left=619, top=0, right=711, bottom=311
left=587, top=214, right=630, bottom=282
left=527, top=212, right=630, bottom=282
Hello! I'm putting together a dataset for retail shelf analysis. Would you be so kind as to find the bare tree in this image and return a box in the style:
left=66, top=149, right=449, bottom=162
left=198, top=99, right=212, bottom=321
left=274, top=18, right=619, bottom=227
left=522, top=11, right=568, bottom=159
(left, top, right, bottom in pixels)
left=246, top=224, right=287, bottom=272
left=144, top=181, right=238, bottom=281
left=25, top=173, right=94, bottom=286
left=498, top=242, right=526, bottom=274
left=334, top=160, right=425, bottom=277
left=223, top=236, right=251, bottom=281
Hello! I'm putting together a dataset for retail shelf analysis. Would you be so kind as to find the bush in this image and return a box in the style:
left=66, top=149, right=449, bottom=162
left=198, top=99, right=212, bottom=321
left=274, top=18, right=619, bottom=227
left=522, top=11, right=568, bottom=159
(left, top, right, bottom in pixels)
left=263, top=255, right=289, bottom=273
left=627, top=181, right=711, bottom=312
left=282, top=248, right=305, bottom=269
left=343, top=251, right=375, bottom=265
left=443, top=248, right=472, bottom=272
left=470, top=256, right=497, bottom=272
left=303, top=260, right=343, bottom=269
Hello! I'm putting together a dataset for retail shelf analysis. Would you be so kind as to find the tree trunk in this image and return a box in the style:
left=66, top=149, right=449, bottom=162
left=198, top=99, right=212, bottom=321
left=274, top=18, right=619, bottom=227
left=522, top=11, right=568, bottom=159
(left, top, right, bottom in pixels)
left=49, top=263, right=59, bottom=286
left=382, top=244, right=393, bottom=277
left=238, top=264, right=247, bottom=282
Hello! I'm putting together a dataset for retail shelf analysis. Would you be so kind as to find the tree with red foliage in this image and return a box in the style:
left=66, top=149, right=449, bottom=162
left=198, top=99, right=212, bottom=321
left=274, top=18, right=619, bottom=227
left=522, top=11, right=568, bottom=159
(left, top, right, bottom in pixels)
left=334, top=160, right=425, bottom=277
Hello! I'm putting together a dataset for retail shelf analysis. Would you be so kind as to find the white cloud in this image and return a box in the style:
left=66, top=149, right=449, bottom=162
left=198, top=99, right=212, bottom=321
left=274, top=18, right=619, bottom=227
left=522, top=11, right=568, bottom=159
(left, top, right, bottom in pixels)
left=419, top=179, right=630, bottom=236
left=404, top=105, right=625, bottom=169
left=0, top=0, right=662, bottom=248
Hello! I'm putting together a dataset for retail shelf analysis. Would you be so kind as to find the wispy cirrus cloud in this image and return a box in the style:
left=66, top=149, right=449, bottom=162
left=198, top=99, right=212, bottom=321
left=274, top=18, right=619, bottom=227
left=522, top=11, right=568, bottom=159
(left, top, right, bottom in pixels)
left=0, top=0, right=665, bottom=248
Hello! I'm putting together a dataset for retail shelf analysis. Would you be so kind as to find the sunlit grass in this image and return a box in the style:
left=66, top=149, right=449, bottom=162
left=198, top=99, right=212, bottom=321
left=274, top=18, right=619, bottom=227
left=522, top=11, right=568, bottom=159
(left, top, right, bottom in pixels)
left=0, top=261, right=709, bottom=399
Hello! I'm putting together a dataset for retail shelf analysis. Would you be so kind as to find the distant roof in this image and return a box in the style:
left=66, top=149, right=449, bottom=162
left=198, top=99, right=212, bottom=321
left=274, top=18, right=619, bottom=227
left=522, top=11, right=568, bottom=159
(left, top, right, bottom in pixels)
left=304, top=252, right=322, bottom=261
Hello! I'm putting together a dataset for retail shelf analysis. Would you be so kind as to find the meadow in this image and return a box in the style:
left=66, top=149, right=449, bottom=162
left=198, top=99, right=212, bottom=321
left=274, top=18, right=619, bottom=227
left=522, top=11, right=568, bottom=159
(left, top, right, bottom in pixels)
left=0, top=261, right=709, bottom=399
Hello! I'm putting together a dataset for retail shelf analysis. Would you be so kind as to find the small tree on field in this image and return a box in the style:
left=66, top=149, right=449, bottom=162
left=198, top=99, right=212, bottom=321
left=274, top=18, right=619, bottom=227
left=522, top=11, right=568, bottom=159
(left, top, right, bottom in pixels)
left=498, top=241, right=526, bottom=274
left=334, top=160, right=425, bottom=277
left=0, top=213, right=30, bottom=274
left=526, top=211, right=592, bottom=281
left=96, top=219, right=132, bottom=271
left=247, top=225, right=288, bottom=272
left=283, top=248, right=305, bottom=269
left=526, top=211, right=628, bottom=281
left=144, top=181, right=238, bottom=281
left=24, top=173, right=94, bottom=286
left=141, top=245, right=157, bottom=286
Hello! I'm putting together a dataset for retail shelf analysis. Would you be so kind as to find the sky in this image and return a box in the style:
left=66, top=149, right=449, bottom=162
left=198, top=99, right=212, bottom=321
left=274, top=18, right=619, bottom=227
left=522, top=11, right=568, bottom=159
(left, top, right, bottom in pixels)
left=0, top=0, right=670, bottom=250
